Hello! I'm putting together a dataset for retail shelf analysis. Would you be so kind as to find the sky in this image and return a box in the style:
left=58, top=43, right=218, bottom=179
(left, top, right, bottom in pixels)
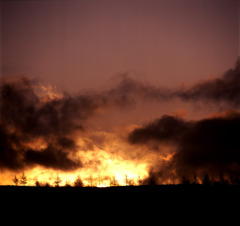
left=2, top=0, right=239, bottom=91
left=0, top=0, right=240, bottom=186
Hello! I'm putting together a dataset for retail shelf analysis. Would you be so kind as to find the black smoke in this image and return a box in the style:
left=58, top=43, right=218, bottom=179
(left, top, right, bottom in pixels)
left=127, top=58, right=240, bottom=184
left=0, top=75, right=157, bottom=172
left=1, top=58, right=240, bottom=175
left=176, top=58, right=240, bottom=107
left=128, top=115, right=190, bottom=144
left=107, top=59, right=240, bottom=108
left=0, top=77, right=102, bottom=171
left=128, top=111, right=240, bottom=184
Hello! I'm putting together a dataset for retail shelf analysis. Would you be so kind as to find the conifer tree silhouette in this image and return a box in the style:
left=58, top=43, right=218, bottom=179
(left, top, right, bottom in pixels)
left=20, top=172, right=27, bottom=186
left=12, top=175, right=19, bottom=186
left=74, top=176, right=84, bottom=187
left=54, top=174, right=62, bottom=187
left=203, top=174, right=211, bottom=185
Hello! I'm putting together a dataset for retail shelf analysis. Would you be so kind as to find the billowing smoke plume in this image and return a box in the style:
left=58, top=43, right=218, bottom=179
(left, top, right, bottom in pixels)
left=127, top=58, right=240, bottom=184
left=0, top=75, right=157, bottom=172
left=108, top=59, right=240, bottom=108
left=0, top=77, right=107, bottom=171
left=1, top=58, right=240, bottom=182
left=128, top=111, right=240, bottom=184
left=176, top=59, right=240, bottom=107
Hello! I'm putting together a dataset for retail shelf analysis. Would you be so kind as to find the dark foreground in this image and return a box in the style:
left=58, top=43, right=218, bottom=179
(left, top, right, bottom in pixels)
left=1, top=184, right=240, bottom=193
left=2, top=185, right=240, bottom=207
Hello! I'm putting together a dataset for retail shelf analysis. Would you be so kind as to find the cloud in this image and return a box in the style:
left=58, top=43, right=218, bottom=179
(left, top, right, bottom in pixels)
left=0, top=75, right=158, bottom=172
left=176, top=59, right=240, bottom=107
left=109, top=59, right=240, bottom=108
left=0, top=125, right=24, bottom=170
left=128, top=110, right=240, bottom=183
left=0, top=77, right=99, bottom=171
left=107, top=73, right=174, bottom=102
left=128, top=115, right=190, bottom=144
left=0, top=75, right=150, bottom=172
left=25, top=145, right=82, bottom=171
left=0, top=57, right=239, bottom=177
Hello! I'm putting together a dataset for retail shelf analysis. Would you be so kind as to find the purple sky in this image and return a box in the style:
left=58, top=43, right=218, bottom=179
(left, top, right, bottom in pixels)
left=1, top=0, right=239, bottom=92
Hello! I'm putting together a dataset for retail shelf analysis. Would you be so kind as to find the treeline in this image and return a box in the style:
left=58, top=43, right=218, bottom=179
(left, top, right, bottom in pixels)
left=181, top=173, right=240, bottom=186
left=12, top=172, right=84, bottom=187
left=10, top=172, right=240, bottom=187
left=11, top=172, right=141, bottom=187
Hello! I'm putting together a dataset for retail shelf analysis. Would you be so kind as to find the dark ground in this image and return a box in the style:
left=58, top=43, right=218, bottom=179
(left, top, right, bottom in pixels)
left=1, top=184, right=240, bottom=192
left=1, top=185, right=239, bottom=212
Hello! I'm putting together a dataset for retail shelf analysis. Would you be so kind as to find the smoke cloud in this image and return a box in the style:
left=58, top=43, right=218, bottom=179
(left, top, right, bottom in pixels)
left=176, top=59, right=240, bottom=107
left=0, top=58, right=240, bottom=183
left=0, top=77, right=104, bottom=171
left=108, top=59, right=240, bottom=108
left=128, top=111, right=240, bottom=183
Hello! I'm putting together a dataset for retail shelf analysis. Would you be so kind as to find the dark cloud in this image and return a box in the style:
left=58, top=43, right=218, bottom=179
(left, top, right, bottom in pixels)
left=1, top=77, right=105, bottom=137
left=1, top=58, right=240, bottom=175
left=25, top=145, right=82, bottom=171
left=0, top=75, right=157, bottom=171
left=128, top=115, right=190, bottom=144
left=0, top=77, right=100, bottom=171
left=108, top=59, right=240, bottom=108
left=176, top=59, right=240, bottom=106
left=0, top=121, right=82, bottom=171
left=128, top=111, right=240, bottom=183
left=104, top=73, right=173, bottom=108
left=125, top=58, right=240, bottom=183
left=174, top=112, right=240, bottom=177
left=0, top=75, right=145, bottom=171
left=0, top=125, right=24, bottom=170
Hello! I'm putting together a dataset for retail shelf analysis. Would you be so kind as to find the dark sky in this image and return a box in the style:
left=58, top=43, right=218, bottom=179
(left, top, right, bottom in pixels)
left=1, top=0, right=239, bottom=92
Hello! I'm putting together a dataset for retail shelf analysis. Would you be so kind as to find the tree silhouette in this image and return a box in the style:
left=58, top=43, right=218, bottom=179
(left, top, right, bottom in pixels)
left=20, top=172, right=27, bottom=186
left=203, top=174, right=211, bottom=185
left=87, top=175, right=94, bottom=187
left=44, top=182, right=51, bottom=187
left=219, top=172, right=229, bottom=185
left=54, top=174, right=62, bottom=187
left=191, top=173, right=199, bottom=185
left=137, top=176, right=143, bottom=185
left=128, top=178, right=134, bottom=186
left=64, top=180, right=72, bottom=187
left=97, top=174, right=103, bottom=187
left=12, top=175, right=19, bottom=186
left=124, top=174, right=129, bottom=186
left=110, top=176, right=119, bottom=186
left=74, top=176, right=84, bottom=187
left=181, top=175, right=190, bottom=185
left=234, top=177, right=240, bottom=185
left=35, top=180, right=41, bottom=187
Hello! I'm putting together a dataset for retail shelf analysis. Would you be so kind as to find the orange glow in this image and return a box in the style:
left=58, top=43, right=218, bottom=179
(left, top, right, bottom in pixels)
left=2, top=156, right=148, bottom=187
left=0, top=78, right=178, bottom=187
left=208, top=109, right=240, bottom=119
left=0, top=147, right=153, bottom=186
left=0, top=147, right=176, bottom=187
left=38, top=84, right=63, bottom=102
